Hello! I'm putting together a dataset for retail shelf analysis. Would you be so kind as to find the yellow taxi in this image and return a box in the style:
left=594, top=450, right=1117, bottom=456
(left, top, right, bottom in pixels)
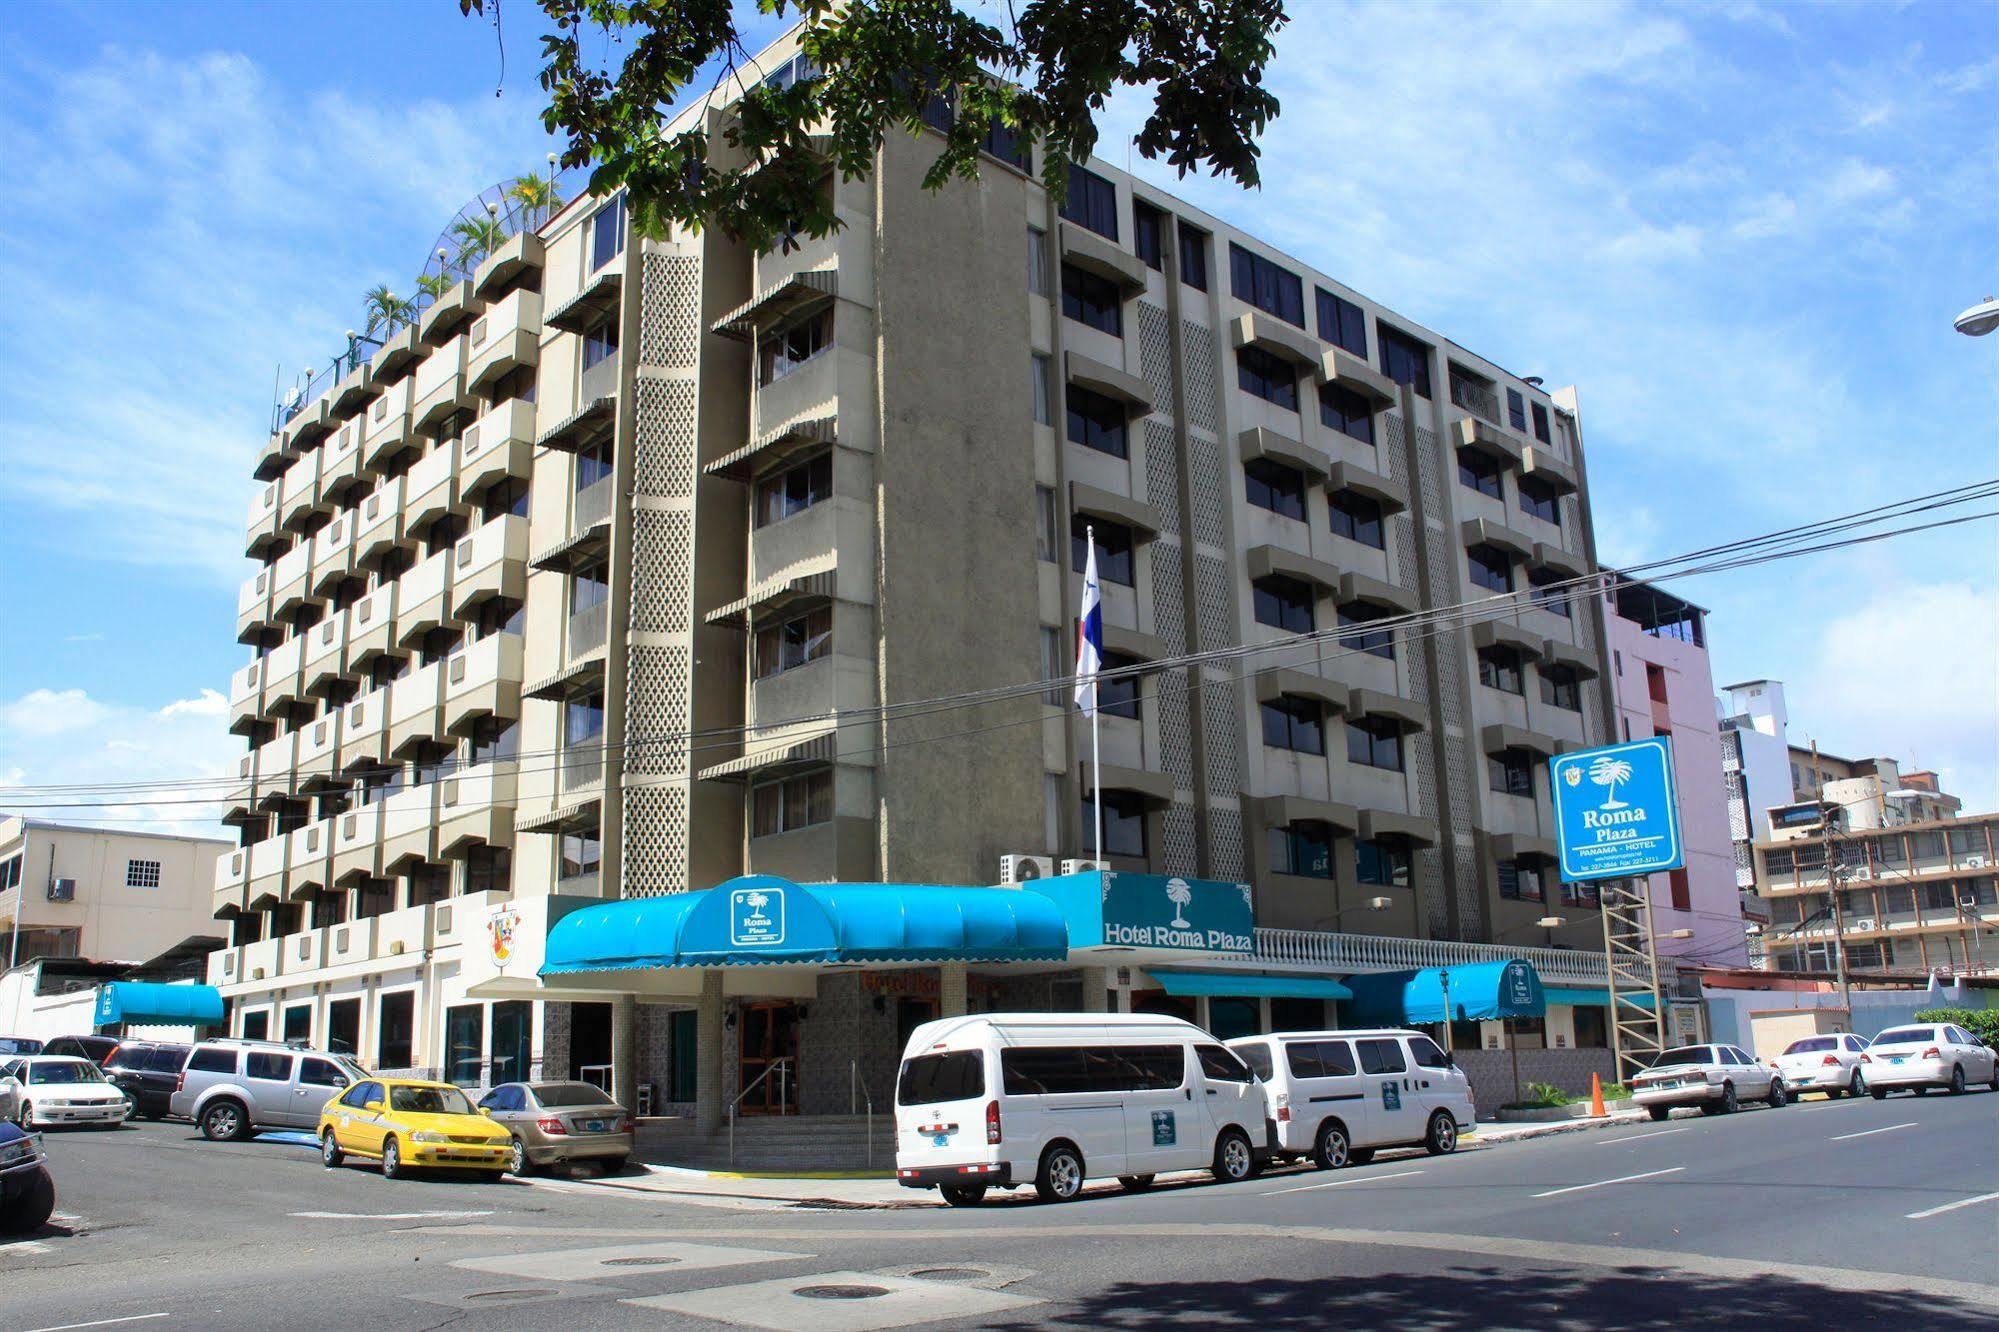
left=317, top=1076, right=511, bottom=1179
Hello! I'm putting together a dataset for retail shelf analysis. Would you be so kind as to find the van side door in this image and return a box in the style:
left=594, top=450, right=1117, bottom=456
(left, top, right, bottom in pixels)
left=1193, top=1043, right=1260, bottom=1154
left=1355, top=1037, right=1424, bottom=1145
left=1284, top=1039, right=1371, bottom=1146
left=1114, top=1045, right=1192, bottom=1176
left=244, top=1050, right=299, bottom=1126
left=1405, top=1035, right=1467, bottom=1126
left=1000, top=1046, right=1127, bottom=1180
left=295, top=1056, right=351, bottom=1122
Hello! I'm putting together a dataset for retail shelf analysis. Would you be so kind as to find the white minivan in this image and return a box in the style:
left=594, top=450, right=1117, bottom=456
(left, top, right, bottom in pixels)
left=893, top=1013, right=1268, bottom=1206
left=1226, top=1028, right=1474, bottom=1168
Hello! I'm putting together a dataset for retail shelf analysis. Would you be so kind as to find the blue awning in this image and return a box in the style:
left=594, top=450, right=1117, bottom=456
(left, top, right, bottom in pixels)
left=1150, top=971, right=1352, bottom=1001
left=1341, top=959, right=1545, bottom=1025
left=1544, top=985, right=1658, bottom=1011
left=94, top=982, right=224, bottom=1030
left=542, top=875, right=1069, bottom=974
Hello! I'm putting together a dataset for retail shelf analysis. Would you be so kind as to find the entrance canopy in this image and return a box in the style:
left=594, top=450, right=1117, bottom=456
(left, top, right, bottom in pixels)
left=94, top=981, right=224, bottom=1030
left=1342, top=959, right=1544, bottom=1026
left=542, top=875, right=1068, bottom=975
left=1149, top=970, right=1352, bottom=1001
left=1544, top=984, right=1657, bottom=1010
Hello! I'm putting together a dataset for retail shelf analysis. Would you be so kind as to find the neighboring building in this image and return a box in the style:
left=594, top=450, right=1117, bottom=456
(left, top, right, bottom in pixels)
left=1755, top=811, right=1998, bottom=976
left=212, top=25, right=1628, bottom=1116
left=1602, top=578, right=1747, bottom=967
left=0, top=818, right=229, bottom=968
left=1796, top=753, right=1963, bottom=830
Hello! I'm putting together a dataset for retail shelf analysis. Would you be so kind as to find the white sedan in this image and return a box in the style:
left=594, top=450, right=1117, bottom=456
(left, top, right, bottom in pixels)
left=1771, top=1033, right=1872, bottom=1098
left=1865, top=1023, right=1999, bottom=1098
left=6, top=1056, right=133, bottom=1128
left=1630, top=1044, right=1787, bottom=1120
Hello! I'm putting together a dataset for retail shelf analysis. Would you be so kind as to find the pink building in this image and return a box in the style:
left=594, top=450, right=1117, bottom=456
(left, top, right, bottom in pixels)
left=1603, top=578, right=1749, bottom=967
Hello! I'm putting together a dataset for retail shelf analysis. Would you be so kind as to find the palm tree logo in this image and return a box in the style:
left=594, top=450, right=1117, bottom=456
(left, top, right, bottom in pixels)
left=1165, top=878, right=1193, bottom=929
left=744, top=891, right=770, bottom=912
left=1589, top=755, right=1635, bottom=809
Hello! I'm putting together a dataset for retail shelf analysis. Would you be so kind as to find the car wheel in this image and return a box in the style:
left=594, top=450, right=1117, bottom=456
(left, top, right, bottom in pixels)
left=1912, top=1085, right=1928, bottom=1097
left=507, top=1137, right=531, bottom=1177
left=1987, top=1064, right=1998, bottom=1093
left=381, top=1137, right=403, bottom=1179
left=320, top=1131, right=344, bottom=1169
left=14, top=1101, right=32, bottom=1129
left=1347, top=1148, right=1376, bottom=1166
left=940, top=1183, right=988, bottom=1207
left=1648, top=1106, right=1671, bottom=1122
left=1117, top=1174, right=1157, bottom=1193
left=601, top=1156, right=628, bottom=1176
left=0, top=1167, right=55, bottom=1235
left=1870, top=1087, right=1888, bottom=1100
left=200, top=1100, right=249, bottom=1142
left=1313, top=1120, right=1351, bottom=1170
left=1947, top=1065, right=1966, bottom=1096
left=1424, top=1112, right=1460, bottom=1155
left=1034, top=1142, right=1085, bottom=1203
left=1212, top=1129, right=1255, bottom=1184
left=1767, top=1080, right=1788, bottom=1108
left=1719, top=1083, right=1738, bottom=1114
left=1849, top=1069, right=1865, bottom=1098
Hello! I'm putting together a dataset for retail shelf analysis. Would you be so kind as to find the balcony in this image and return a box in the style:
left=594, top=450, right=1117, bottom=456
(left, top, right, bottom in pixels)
left=320, top=418, right=365, bottom=494
left=387, top=658, right=445, bottom=754
left=377, top=900, right=432, bottom=962
left=332, top=800, right=383, bottom=883
left=221, top=753, right=255, bottom=825
left=239, top=936, right=283, bottom=985
left=251, top=730, right=297, bottom=806
left=287, top=819, right=333, bottom=898
left=363, top=378, right=414, bottom=470
left=294, top=710, right=341, bottom=783
left=380, top=782, right=439, bottom=872
left=434, top=888, right=504, bottom=950
left=227, top=658, right=264, bottom=735
left=259, top=634, right=306, bottom=716
left=395, top=549, right=455, bottom=647
left=1448, top=372, right=1501, bottom=425
left=327, top=916, right=379, bottom=968
left=530, top=473, right=614, bottom=572
left=465, top=288, right=542, bottom=391
left=558, top=742, right=605, bottom=796
left=449, top=514, right=528, bottom=618
left=245, top=835, right=288, bottom=906
left=568, top=601, right=609, bottom=662
left=412, top=333, right=473, bottom=430
left=278, top=446, right=322, bottom=533
left=352, top=475, right=406, bottom=566
left=1237, top=929, right=1628, bottom=988
left=443, top=631, right=524, bottom=735
left=459, top=399, right=535, bottom=499
left=213, top=848, right=248, bottom=917
left=402, top=441, right=460, bottom=534
left=246, top=481, right=281, bottom=554
left=338, top=687, right=389, bottom=769
left=235, top=566, right=274, bottom=647
left=345, top=583, right=398, bottom=670
left=289, top=928, right=326, bottom=974
left=311, top=511, right=356, bottom=595
left=302, top=614, right=347, bottom=695
left=269, top=540, right=317, bottom=619
left=438, top=760, right=519, bottom=854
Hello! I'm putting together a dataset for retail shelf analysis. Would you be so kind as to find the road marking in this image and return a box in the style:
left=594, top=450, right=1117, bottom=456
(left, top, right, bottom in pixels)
left=1592, top=1126, right=1691, bottom=1144
left=1906, top=1190, right=1999, bottom=1221
left=24, top=1316, right=171, bottom=1332
left=1531, top=1166, right=1684, bottom=1198
left=1829, top=1121, right=1916, bottom=1142
left=289, top=1209, right=495, bottom=1220
left=1264, top=1169, right=1425, bottom=1196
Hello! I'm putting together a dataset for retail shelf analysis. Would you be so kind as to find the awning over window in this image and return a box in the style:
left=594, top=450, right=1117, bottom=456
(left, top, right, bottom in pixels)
left=1341, top=959, right=1544, bottom=1025
left=1149, top=971, right=1352, bottom=1001
left=541, top=874, right=1068, bottom=973
left=94, top=982, right=224, bottom=1030
left=1543, top=985, right=1658, bottom=1011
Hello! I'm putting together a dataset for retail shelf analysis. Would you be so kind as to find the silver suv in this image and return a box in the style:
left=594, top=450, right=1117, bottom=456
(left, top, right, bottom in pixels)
left=169, top=1040, right=363, bottom=1141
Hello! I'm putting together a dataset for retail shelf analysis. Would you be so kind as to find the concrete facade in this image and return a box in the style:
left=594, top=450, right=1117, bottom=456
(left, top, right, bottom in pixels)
left=1, top=818, right=229, bottom=968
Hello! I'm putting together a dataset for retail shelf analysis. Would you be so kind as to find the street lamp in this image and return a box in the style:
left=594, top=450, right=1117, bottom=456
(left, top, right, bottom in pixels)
left=1955, top=296, right=1999, bottom=337
left=1306, top=896, right=1393, bottom=931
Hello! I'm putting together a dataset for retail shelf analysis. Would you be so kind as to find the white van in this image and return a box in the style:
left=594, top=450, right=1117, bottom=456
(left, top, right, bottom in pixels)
left=894, top=1013, right=1268, bottom=1205
left=1227, top=1028, right=1474, bottom=1168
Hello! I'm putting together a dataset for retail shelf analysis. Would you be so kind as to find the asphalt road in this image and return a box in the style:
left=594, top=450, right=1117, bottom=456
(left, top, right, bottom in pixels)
left=5, top=1087, right=1995, bottom=1331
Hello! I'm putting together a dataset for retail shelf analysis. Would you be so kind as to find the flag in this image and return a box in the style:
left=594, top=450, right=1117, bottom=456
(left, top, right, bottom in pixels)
left=1074, top=531, right=1103, bottom=715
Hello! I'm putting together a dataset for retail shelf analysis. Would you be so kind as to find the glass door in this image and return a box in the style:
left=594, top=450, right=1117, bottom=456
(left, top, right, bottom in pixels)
left=737, top=1002, right=800, bottom=1114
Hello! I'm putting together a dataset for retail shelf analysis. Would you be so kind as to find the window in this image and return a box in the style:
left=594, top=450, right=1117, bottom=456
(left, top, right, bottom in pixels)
left=1262, top=696, right=1325, bottom=755
left=1507, top=388, right=1527, bottom=432
left=754, top=606, right=832, bottom=678
left=1244, top=457, right=1307, bottom=519
left=1378, top=325, right=1432, bottom=398
left=754, top=452, right=832, bottom=527
left=445, top=1005, right=485, bottom=1086
left=1059, top=165, right=1119, bottom=240
left=465, top=844, right=512, bottom=895
left=1316, top=289, right=1367, bottom=357
left=1236, top=1043, right=1274, bottom=1081
left=1318, top=383, right=1375, bottom=445
left=1285, top=1039, right=1357, bottom=1078
left=1458, top=449, right=1504, bottom=498
left=377, top=991, right=415, bottom=1070
left=982, top=115, right=1030, bottom=171
left=481, top=477, right=530, bottom=522
left=1518, top=474, right=1561, bottom=525
left=340, top=1081, right=383, bottom=1110
left=1065, top=385, right=1128, bottom=458
left=246, top=1051, right=293, bottom=1082
left=1409, top=1036, right=1451, bottom=1070
left=1531, top=401, right=1551, bottom=443
left=1529, top=568, right=1572, bottom=618
left=1489, top=750, right=1535, bottom=797
left=897, top=1051, right=984, bottom=1106
left=1060, top=263, right=1123, bottom=335
left=589, top=197, right=625, bottom=271
left=1031, top=353, right=1053, bottom=426
left=283, top=1004, right=311, bottom=1044
left=300, top=1057, right=349, bottom=1088
left=125, top=859, right=162, bottom=889
left=1328, top=489, right=1384, bottom=548
left=1133, top=201, right=1165, bottom=271
left=1099, top=651, right=1141, bottom=721
left=751, top=770, right=834, bottom=836
left=0, top=855, right=20, bottom=891
left=581, top=318, right=619, bottom=371
left=1034, top=485, right=1059, bottom=561
left=1477, top=646, right=1525, bottom=695
left=241, top=1011, right=269, bottom=1041
left=1000, top=1045, right=1184, bottom=1095
left=559, top=828, right=601, bottom=881
left=1540, top=664, right=1583, bottom=711
left=576, top=438, right=614, bottom=491
left=1082, top=788, right=1148, bottom=858
left=1498, top=858, right=1544, bottom=900
left=1356, top=1037, right=1407, bottom=1075
left=1236, top=345, right=1299, bottom=410
left=1252, top=575, right=1316, bottom=633
left=1071, top=515, right=1135, bottom=586
left=1667, top=867, right=1691, bottom=911
left=1040, top=626, right=1065, bottom=707
left=1572, top=1006, right=1608, bottom=1048
left=564, top=690, right=605, bottom=747
left=1468, top=543, right=1514, bottom=593
left=1268, top=822, right=1334, bottom=878
left=1196, top=1044, right=1253, bottom=1082
left=758, top=307, right=833, bottom=384
left=1178, top=221, right=1209, bottom=290
left=1339, top=604, right=1395, bottom=659
left=1229, top=243, right=1305, bottom=326
left=1026, top=228, right=1050, bottom=295
left=187, top=1047, right=237, bottom=1075
left=1346, top=718, right=1404, bottom=772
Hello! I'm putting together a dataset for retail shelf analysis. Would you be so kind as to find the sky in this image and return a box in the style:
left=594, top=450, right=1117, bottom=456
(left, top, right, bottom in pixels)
left=1, top=0, right=1995, bottom=838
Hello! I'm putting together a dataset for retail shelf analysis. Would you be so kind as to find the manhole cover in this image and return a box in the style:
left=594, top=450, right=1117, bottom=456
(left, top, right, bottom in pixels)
left=603, top=1256, right=681, bottom=1267
left=463, top=1289, right=549, bottom=1302
left=794, top=1284, right=893, bottom=1300
left=911, top=1268, right=987, bottom=1281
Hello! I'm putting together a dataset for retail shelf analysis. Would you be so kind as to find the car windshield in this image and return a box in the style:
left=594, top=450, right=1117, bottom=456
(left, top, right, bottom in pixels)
left=29, top=1061, right=106, bottom=1085
left=532, top=1083, right=614, bottom=1108
left=390, top=1085, right=476, bottom=1116
left=1782, top=1038, right=1835, bottom=1056
left=1872, top=1027, right=1933, bottom=1046
left=1648, top=1047, right=1710, bottom=1069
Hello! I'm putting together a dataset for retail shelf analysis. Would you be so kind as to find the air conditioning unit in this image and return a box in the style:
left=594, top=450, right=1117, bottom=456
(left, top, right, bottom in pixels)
left=1061, top=858, right=1109, bottom=875
left=1965, top=856, right=1987, bottom=869
left=46, top=878, right=76, bottom=902
left=1852, top=918, right=1876, bottom=932
left=998, top=854, right=1055, bottom=885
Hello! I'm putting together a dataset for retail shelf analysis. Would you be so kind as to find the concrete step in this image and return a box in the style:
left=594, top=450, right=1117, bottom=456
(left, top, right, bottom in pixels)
left=635, top=1114, right=895, bottom=1172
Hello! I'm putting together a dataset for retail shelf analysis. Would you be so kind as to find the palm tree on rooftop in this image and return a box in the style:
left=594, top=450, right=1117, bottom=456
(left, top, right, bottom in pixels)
left=507, top=171, right=564, bottom=227
left=451, top=214, right=509, bottom=269
left=362, top=285, right=414, bottom=338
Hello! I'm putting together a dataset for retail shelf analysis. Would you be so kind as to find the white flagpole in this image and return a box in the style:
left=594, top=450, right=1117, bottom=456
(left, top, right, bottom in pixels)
left=1088, top=525, right=1103, bottom=869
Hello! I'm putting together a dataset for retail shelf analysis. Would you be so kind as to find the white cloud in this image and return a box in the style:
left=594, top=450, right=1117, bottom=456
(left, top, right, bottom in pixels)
left=0, top=687, right=238, bottom=839
left=159, top=690, right=228, bottom=719
left=0, top=689, right=112, bottom=737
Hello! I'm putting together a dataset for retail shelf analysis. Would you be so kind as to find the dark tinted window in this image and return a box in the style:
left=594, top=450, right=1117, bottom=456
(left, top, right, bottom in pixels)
left=1409, top=1036, right=1451, bottom=1069
left=1084, top=790, right=1150, bottom=859
left=1285, top=1039, right=1357, bottom=1078
left=1098, top=651, right=1141, bottom=721
left=1478, top=646, right=1524, bottom=695
left=1133, top=201, right=1164, bottom=271
left=1489, top=751, right=1535, bottom=797
left=1347, top=718, right=1404, bottom=771
left=1178, top=222, right=1209, bottom=290
left=1253, top=575, right=1316, bottom=633
left=339, top=1080, right=382, bottom=1108
left=103, top=1046, right=146, bottom=1071
left=1234, top=1043, right=1274, bottom=1081
left=1244, top=457, right=1307, bottom=519
left=1339, top=604, right=1396, bottom=659
left=299, top=1057, right=349, bottom=1087
left=1316, top=289, right=1367, bottom=357
left=1378, top=325, right=1432, bottom=398
left=1469, top=544, right=1514, bottom=593
left=1261, top=696, right=1325, bottom=755
left=1196, top=1044, right=1253, bottom=1082
left=1319, top=383, right=1375, bottom=445
left=1518, top=475, right=1561, bottom=525
left=898, top=1052, right=985, bottom=1106
left=589, top=197, right=625, bottom=271
left=1060, top=263, right=1123, bottom=335
left=1459, top=449, right=1504, bottom=497
left=1065, top=385, right=1128, bottom=459
left=1268, top=822, right=1334, bottom=879
left=1355, top=837, right=1411, bottom=887
left=1784, top=1037, right=1836, bottom=1055
left=1072, top=516, right=1134, bottom=586
left=1000, top=1045, right=1183, bottom=1094
left=1507, top=388, right=1527, bottom=431
left=1237, top=345, right=1299, bottom=409
left=188, top=1047, right=238, bottom=1075
left=1060, top=166, right=1119, bottom=240
left=1531, top=402, right=1551, bottom=442
left=247, top=1052, right=294, bottom=1082
left=1357, top=1038, right=1407, bottom=1075
left=1230, top=244, right=1304, bottom=326
left=1329, top=489, right=1384, bottom=548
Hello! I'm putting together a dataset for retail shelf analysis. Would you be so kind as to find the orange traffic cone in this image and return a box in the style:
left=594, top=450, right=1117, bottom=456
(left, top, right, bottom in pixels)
left=1589, top=1072, right=1606, bottom=1117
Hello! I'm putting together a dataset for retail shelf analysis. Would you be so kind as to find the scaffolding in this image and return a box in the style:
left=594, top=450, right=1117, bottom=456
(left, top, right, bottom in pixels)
left=1601, top=876, right=1669, bottom=1082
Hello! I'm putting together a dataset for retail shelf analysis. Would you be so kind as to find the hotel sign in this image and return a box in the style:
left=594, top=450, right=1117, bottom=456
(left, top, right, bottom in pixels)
left=1549, top=736, right=1686, bottom=882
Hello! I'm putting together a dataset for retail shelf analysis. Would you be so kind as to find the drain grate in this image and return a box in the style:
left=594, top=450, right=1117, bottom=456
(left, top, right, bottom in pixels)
left=794, top=1284, right=893, bottom=1300
left=911, top=1268, right=988, bottom=1282
left=603, top=1256, right=681, bottom=1267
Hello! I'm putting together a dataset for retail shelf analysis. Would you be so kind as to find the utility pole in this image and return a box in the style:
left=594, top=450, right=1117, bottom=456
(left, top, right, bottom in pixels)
left=1813, top=741, right=1853, bottom=1014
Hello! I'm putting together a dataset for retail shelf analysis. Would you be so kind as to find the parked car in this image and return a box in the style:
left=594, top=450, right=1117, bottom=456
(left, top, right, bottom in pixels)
left=101, top=1041, right=193, bottom=1120
left=1771, top=1033, right=1872, bottom=1099
left=7, top=1056, right=133, bottom=1129
left=0, top=1061, right=21, bottom=1122
left=0, top=1121, right=56, bottom=1235
left=0, top=1037, right=43, bottom=1058
left=894, top=1013, right=1268, bottom=1206
left=319, top=1078, right=512, bottom=1179
left=1864, top=1023, right=1999, bottom=1098
left=1630, top=1044, right=1787, bottom=1120
left=169, top=1039, right=363, bottom=1141
left=476, top=1081, right=634, bottom=1176
left=41, top=1034, right=122, bottom=1066
left=1229, top=1027, right=1474, bottom=1168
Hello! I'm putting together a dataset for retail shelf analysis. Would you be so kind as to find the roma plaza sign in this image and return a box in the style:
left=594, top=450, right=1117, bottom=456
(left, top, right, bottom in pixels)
left=1548, top=736, right=1686, bottom=882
